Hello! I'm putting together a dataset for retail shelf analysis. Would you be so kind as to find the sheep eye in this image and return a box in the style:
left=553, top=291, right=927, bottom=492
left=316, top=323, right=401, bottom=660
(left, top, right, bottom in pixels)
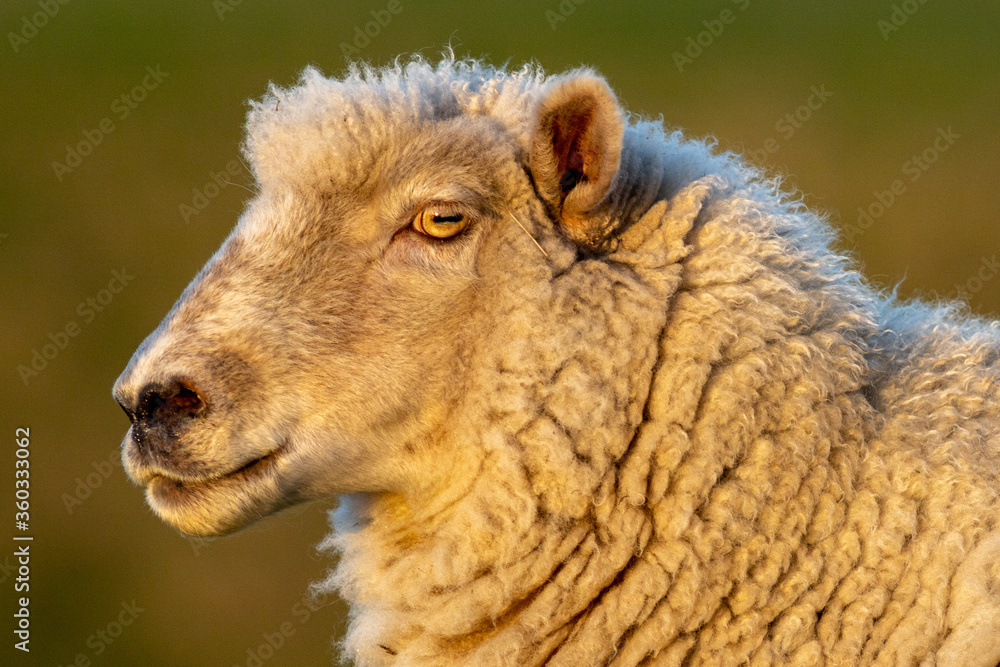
left=412, top=206, right=469, bottom=239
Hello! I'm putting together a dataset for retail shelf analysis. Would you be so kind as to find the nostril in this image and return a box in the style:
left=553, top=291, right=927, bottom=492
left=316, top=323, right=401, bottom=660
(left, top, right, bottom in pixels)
left=149, top=386, right=202, bottom=417
left=137, top=380, right=207, bottom=428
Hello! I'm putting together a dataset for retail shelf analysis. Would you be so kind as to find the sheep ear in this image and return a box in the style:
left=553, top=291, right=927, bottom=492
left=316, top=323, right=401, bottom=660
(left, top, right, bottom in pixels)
left=530, top=73, right=624, bottom=246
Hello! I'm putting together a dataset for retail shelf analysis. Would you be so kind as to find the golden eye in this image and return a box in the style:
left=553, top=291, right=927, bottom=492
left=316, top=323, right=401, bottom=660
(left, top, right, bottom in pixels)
left=412, top=205, right=469, bottom=239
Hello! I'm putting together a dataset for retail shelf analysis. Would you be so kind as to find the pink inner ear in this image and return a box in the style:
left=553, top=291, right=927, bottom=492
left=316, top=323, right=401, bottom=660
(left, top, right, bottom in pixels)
left=551, top=103, right=596, bottom=195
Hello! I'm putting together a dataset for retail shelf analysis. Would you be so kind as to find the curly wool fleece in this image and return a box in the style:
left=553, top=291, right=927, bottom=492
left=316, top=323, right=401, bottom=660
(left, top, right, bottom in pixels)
left=117, top=57, right=1000, bottom=666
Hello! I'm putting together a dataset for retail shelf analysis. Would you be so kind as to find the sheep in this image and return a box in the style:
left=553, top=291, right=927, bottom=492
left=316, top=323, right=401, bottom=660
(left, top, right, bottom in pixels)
left=112, top=56, right=1000, bottom=666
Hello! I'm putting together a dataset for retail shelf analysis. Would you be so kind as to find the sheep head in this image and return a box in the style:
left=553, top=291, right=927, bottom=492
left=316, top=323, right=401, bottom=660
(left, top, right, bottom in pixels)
left=113, top=61, right=671, bottom=537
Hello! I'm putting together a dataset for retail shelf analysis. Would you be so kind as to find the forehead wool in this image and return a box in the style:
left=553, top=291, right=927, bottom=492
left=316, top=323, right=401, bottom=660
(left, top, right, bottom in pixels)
left=243, top=57, right=548, bottom=192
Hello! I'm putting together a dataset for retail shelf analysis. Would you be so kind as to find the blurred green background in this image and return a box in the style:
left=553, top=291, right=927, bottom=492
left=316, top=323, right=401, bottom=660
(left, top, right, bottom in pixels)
left=1, top=1, right=997, bottom=665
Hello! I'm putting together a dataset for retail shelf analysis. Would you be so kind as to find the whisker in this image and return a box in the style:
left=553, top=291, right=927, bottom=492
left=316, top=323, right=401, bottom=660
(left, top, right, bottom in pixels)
left=216, top=178, right=256, bottom=195
left=509, top=213, right=549, bottom=258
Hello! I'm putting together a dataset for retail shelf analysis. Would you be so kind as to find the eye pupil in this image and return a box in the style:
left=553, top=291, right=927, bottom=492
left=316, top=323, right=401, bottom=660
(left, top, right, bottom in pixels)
left=432, top=213, right=463, bottom=224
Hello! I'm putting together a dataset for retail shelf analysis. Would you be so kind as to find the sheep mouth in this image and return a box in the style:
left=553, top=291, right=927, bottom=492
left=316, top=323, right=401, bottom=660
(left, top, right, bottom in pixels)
left=120, top=421, right=297, bottom=535
left=146, top=444, right=286, bottom=497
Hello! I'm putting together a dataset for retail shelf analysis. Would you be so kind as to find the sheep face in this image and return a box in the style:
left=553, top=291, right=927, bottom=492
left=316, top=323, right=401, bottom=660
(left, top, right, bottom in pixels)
left=114, top=69, right=631, bottom=537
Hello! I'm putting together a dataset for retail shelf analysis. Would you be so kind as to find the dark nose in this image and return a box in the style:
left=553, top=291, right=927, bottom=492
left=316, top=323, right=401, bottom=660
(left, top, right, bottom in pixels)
left=118, top=380, right=206, bottom=448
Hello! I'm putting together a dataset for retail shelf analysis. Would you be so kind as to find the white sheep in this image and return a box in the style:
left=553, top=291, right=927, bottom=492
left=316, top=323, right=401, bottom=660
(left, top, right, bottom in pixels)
left=113, top=56, right=1000, bottom=666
